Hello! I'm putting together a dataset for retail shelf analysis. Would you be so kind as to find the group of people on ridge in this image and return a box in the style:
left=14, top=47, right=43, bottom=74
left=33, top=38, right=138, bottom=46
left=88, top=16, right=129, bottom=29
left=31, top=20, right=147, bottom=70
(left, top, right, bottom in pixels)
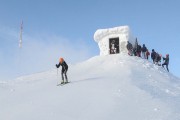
left=55, top=39, right=169, bottom=84
left=126, top=38, right=169, bottom=72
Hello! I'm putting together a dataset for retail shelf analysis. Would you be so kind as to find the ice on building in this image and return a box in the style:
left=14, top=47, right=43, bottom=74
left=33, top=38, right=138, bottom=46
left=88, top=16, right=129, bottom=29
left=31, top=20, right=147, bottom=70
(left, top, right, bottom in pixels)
left=94, top=26, right=136, bottom=56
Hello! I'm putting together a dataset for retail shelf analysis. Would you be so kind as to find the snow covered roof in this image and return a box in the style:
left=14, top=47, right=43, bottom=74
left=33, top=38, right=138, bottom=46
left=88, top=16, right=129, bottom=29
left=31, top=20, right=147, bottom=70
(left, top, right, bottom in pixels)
left=94, top=26, right=130, bottom=43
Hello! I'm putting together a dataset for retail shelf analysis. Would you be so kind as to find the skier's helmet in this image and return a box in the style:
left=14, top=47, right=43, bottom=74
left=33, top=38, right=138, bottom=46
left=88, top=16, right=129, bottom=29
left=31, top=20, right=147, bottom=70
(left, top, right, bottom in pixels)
left=59, top=57, right=64, bottom=63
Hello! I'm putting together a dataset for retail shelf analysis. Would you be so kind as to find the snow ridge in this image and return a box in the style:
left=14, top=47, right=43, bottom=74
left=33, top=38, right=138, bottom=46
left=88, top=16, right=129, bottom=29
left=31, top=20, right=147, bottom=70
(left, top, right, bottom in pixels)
left=0, top=54, right=180, bottom=120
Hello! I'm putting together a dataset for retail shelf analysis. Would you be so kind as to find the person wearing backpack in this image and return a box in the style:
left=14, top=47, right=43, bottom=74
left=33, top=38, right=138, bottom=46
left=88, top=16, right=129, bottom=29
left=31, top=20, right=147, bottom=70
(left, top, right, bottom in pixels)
left=162, top=54, right=169, bottom=72
left=155, top=53, right=162, bottom=66
left=151, top=49, right=156, bottom=64
left=158, top=54, right=162, bottom=66
left=56, top=57, right=69, bottom=84
left=126, top=41, right=133, bottom=56
left=137, top=44, right=141, bottom=57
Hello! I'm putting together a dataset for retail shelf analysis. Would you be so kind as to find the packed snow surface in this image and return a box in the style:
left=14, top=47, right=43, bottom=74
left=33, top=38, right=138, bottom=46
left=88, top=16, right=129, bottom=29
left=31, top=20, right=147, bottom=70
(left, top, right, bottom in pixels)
left=0, top=54, right=180, bottom=120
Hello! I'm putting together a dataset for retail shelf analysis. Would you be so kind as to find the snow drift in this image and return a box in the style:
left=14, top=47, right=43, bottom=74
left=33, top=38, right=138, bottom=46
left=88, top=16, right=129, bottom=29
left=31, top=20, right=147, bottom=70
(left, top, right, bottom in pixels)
left=0, top=54, right=180, bottom=120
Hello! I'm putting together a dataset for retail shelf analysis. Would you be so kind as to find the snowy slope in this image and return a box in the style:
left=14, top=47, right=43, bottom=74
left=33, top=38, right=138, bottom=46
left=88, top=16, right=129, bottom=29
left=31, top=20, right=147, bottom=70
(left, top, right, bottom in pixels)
left=0, top=54, right=180, bottom=120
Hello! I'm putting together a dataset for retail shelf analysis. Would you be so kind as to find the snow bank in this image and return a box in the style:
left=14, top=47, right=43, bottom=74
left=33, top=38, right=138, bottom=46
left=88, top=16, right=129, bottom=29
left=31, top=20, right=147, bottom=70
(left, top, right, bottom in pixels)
left=0, top=54, right=180, bottom=120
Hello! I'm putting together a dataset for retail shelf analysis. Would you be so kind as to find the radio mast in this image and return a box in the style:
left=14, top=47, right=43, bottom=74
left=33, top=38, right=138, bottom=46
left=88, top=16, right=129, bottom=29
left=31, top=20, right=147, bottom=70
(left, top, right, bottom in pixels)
left=19, top=21, right=23, bottom=48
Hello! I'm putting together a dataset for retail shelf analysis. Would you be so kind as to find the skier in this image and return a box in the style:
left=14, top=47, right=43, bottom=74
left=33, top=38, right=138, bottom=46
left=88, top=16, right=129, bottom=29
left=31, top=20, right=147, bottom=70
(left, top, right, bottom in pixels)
left=56, top=57, right=69, bottom=84
left=162, top=54, right=169, bottom=72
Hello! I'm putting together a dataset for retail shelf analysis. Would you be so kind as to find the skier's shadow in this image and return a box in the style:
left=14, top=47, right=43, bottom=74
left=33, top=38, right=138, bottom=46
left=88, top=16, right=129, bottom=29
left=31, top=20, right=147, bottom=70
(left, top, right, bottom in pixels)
left=69, top=77, right=103, bottom=84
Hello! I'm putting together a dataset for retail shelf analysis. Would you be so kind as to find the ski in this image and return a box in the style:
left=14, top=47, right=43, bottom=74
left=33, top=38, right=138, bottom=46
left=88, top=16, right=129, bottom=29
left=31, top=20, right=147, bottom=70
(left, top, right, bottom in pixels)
left=57, top=82, right=70, bottom=86
left=57, top=83, right=63, bottom=86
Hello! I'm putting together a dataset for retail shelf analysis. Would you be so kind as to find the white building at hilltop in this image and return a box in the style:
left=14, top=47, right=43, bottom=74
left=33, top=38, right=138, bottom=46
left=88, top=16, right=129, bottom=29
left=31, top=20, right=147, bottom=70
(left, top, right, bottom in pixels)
left=94, top=26, right=136, bottom=56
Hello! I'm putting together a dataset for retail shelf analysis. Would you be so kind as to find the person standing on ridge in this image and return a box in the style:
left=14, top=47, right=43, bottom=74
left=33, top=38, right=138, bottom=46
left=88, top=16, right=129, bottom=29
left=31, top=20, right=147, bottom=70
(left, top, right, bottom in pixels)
left=126, top=41, right=133, bottom=56
left=162, top=54, right=169, bottom=72
left=146, top=49, right=150, bottom=60
left=155, top=53, right=162, bottom=66
left=141, top=44, right=147, bottom=59
left=56, top=57, right=69, bottom=84
left=151, top=49, right=156, bottom=64
left=137, top=44, right=142, bottom=57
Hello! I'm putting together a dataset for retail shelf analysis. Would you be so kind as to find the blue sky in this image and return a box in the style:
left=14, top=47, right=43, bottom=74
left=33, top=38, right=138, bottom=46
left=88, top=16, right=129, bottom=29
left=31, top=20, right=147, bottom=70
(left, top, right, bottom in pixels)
left=0, top=0, right=180, bottom=80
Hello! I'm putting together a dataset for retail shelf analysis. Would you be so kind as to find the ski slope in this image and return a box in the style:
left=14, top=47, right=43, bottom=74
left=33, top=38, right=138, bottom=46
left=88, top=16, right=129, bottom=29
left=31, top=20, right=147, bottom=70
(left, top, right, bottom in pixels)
left=0, top=54, right=180, bottom=120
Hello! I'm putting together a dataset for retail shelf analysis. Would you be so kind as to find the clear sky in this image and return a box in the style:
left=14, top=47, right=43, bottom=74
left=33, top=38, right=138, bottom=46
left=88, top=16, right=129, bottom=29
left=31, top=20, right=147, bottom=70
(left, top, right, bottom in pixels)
left=0, top=0, right=180, bottom=80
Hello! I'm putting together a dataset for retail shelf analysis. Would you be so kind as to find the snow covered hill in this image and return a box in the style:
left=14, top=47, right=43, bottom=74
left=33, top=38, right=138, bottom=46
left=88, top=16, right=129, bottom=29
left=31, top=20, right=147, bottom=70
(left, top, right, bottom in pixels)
left=0, top=54, right=180, bottom=120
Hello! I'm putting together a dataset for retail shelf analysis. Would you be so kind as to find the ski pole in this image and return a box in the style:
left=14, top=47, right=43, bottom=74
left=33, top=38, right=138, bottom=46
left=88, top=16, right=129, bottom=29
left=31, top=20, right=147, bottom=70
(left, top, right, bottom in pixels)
left=57, top=68, right=59, bottom=85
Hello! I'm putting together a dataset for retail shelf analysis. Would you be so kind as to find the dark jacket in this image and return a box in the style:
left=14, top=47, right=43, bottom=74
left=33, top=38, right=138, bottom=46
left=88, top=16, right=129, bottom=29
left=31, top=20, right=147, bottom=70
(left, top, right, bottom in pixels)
left=137, top=45, right=141, bottom=52
left=155, top=53, right=161, bottom=62
left=151, top=51, right=156, bottom=60
left=141, top=44, right=147, bottom=52
left=56, top=61, right=68, bottom=72
left=126, top=42, right=133, bottom=50
left=163, top=57, right=169, bottom=65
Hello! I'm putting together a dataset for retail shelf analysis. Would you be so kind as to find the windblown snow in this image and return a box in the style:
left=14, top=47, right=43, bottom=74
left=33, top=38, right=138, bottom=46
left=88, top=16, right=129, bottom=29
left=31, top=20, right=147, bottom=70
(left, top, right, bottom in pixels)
left=0, top=54, right=180, bottom=120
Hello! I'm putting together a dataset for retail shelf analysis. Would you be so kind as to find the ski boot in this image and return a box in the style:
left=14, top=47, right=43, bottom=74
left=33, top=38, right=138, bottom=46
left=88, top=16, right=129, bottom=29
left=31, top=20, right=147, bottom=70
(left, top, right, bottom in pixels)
left=61, top=80, right=64, bottom=84
left=65, top=81, right=69, bottom=84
